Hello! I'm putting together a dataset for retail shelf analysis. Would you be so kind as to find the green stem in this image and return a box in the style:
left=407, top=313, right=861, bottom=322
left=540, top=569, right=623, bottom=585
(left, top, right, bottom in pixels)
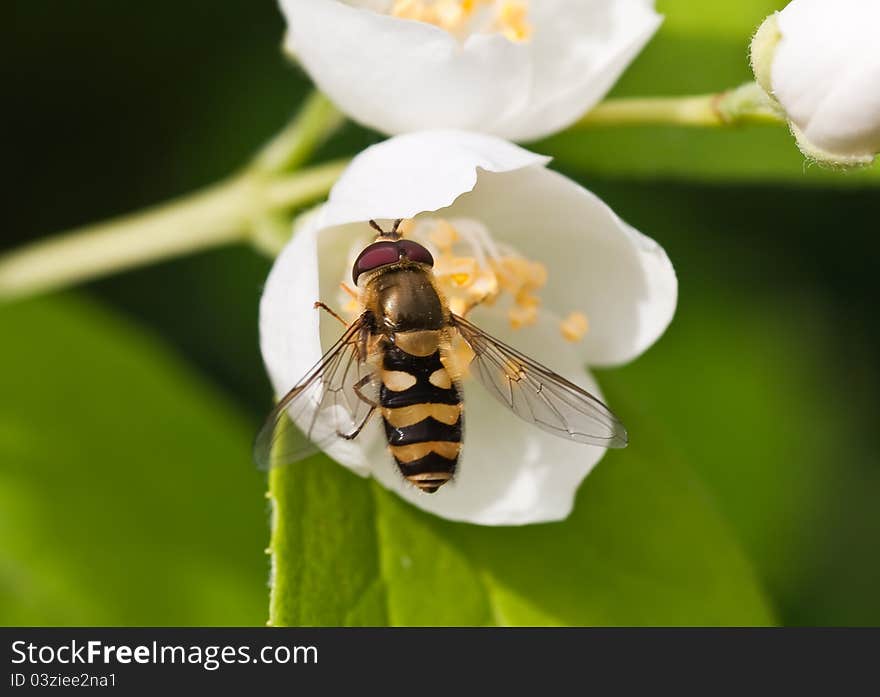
left=0, top=160, right=347, bottom=300
left=252, top=92, right=345, bottom=174
left=573, top=82, right=785, bottom=129
left=0, top=89, right=346, bottom=302
left=0, top=83, right=788, bottom=302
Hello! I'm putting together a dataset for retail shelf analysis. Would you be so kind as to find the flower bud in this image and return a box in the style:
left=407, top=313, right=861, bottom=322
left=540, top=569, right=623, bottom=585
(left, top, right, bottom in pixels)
left=750, top=0, right=880, bottom=167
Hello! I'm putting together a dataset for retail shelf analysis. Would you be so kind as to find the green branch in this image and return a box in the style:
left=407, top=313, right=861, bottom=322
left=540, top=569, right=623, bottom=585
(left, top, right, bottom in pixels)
left=252, top=92, right=345, bottom=174
left=0, top=84, right=789, bottom=303
left=0, top=160, right=347, bottom=300
left=0, top=91, right=345, bottom=301
left=573, top=82, right=784, bottom=129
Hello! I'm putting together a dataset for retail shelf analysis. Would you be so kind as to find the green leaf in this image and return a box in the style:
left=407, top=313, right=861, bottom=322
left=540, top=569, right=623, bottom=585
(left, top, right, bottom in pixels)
left=589, top=179, right=880, bottom=625
left=601, top=277, right=876, bottom=625
left=269, top=419, right=775, bottom=626
left=540, top=0, right=880, bottom=185
left=0, top=296, right=268, bottom=625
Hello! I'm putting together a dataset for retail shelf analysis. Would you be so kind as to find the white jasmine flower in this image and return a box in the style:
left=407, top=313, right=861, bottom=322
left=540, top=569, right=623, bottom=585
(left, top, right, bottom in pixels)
left=259, top=131, right=676, bottom=525
left=751, top=0, right=880, bottom=166
left=278, top=0, right=662, bottom=141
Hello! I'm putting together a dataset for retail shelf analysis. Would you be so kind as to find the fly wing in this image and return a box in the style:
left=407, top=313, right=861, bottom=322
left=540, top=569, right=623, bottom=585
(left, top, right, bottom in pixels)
left=451, top=313, right=627, bottom=448
left=253, top=314, right=380, bottom=470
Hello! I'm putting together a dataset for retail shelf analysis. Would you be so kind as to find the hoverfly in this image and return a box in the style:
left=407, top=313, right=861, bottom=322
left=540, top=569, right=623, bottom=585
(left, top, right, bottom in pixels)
left=255, top=219, right=627, bottom=493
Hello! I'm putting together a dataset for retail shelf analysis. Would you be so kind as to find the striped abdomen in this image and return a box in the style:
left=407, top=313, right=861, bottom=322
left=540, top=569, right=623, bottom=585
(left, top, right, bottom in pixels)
left=380, top=340, right=462, bottom=494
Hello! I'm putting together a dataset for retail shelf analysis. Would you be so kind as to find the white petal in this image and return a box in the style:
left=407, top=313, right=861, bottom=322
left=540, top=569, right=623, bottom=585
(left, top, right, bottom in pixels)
left=280, top=0, right=531, bottom=136
left=279, top=0, right=661, bottom=141
left=259, top=215, right=377, bottom=475
left=498, top=0, right=663, bottom=141
left=369, top=309, right=609, bottom=525
left=444, top=163, right=677, bottom=366
left=772, top=0, right=880, bottom=158
left=259, top=217, right=321, bottom=404
left=320, top=130, right=549, bottom=228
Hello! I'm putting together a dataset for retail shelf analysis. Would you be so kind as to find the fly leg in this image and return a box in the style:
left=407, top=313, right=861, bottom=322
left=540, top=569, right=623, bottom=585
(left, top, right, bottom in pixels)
left=314, top=301, right=347, bottom=327
left=338, top=407, right=375, bottom=440
left=352, top=374, right=379, bottom=408
left=337, top=375, right=379, bottom=440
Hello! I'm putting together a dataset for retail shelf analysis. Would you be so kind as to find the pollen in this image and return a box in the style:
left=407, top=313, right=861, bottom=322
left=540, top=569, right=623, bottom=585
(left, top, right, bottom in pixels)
left=448, top=296, right=469, bottom=317
left=429, top=219, right=459, bottom=250
left=492, top=257, right=546, bottom=296
left=396, top=218, right=417, bottom=237
left=336, top=281, right=363, bottom=320
left=434, top=254, right=478, bottom=287
left=403, top=216, right=552, bottom=333
left=560, top=311, right=590, bottom=343
left=342, top=297, right=362, bottom=318
left=390, top=0, right=532, bottom=43
left=497, top=1, right=531, bottom=42
left=508, top=302, right=538, bottom=329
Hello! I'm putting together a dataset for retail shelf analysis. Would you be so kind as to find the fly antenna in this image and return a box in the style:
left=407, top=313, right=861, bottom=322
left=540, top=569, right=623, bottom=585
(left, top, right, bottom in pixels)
left=368, top=218, right=404, bottom=239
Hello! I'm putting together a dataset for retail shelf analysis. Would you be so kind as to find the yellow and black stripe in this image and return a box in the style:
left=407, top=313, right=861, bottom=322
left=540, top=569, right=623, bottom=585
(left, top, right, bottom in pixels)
left=380, top=343, right=462, bottom=493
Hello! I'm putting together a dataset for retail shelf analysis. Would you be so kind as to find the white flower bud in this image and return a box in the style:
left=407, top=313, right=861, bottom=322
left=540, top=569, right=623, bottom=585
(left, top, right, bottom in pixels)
left=751, top=0, right=880, bottom=166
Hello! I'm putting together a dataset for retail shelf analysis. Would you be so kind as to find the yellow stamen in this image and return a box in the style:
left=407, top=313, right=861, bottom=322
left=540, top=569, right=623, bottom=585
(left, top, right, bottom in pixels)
left=448, top=297, right=469, bottom=317
left=433, top=254, right=478, bottom=287
left=435, top=1, right=467, bottom=30
left=508, top=303, right=538, bottom=329
left=515, top=291, right=541, bottom=309
left=345, top=216, right=559, bottom=338
left=405, top=217, right=550, bottom=325
left=497, top=1, right=531, bottom=42
left=397, top=218, right=416, bottom=237
left=492, top=257, right=546, bottom=297
left=391, top=0, right=531, bottom=42
left=466, top=270, right=499, bottom=307
left=337, top=281, right=362, bottom=321
left=560, top=312, right=589, bottom=343
left=342, top=297, right=362, bottom=319
left=429, top=220, right=459, bottom=251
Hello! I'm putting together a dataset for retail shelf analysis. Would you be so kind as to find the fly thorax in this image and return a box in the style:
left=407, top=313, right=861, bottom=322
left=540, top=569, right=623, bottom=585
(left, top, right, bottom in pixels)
left=370, top=267, right=445, bottom=332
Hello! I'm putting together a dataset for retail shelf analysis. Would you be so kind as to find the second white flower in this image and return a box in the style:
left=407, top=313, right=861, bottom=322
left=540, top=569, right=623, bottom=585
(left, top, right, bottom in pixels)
left=279, top=0, right=662, bottom=141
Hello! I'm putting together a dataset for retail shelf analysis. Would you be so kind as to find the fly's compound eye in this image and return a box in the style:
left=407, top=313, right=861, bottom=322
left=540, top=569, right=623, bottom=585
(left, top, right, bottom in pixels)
left=352, top=240, right=435, bottom=284
left=352, top=241, right=400, bottom=284
left=397, top=240, right=434, bottom=267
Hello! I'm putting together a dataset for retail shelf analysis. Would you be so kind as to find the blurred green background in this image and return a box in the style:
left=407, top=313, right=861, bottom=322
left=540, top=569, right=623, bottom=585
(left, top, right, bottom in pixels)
left=2, top=0, right=878, bottom=626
